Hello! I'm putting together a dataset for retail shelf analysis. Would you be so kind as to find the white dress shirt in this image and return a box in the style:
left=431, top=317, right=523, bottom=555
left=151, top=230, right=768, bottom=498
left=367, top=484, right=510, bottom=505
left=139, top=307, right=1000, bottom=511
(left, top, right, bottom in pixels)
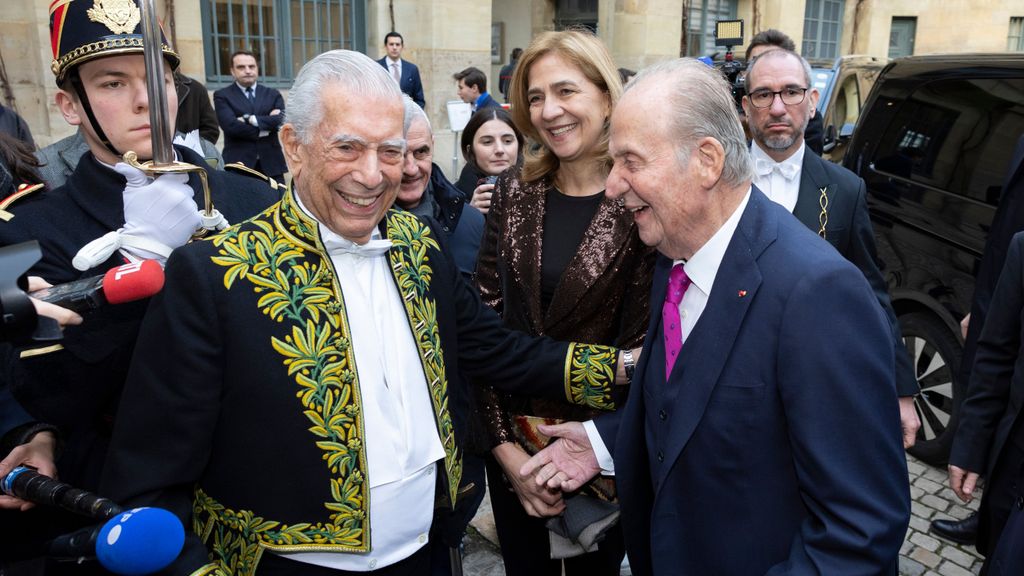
left=584, top=189, right=753, bottom=474
left=282, top=197, right=445, bottom=571
left=750, top=141, right=804, bottom=213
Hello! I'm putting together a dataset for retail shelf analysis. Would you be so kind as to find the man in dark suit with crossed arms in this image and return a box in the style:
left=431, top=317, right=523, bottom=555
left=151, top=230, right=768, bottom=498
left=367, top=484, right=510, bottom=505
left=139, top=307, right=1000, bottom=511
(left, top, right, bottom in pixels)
left=378, top=32, right=425, bottom=108
left=523, top=58, right=909, bottom=575
left=741, top=48, right=922, bottom=448
left=214, top=50, right=288, bottom=184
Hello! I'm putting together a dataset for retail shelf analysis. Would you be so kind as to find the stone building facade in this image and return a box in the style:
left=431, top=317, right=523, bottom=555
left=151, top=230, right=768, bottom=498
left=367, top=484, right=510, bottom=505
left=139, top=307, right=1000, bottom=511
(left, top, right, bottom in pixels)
left=1, top=0, right=1021, bottom=162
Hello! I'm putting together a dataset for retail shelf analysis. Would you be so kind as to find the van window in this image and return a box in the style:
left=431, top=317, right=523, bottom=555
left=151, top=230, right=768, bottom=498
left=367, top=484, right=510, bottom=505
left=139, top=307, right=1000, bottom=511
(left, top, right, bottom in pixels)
left=872, top=77, right=1024, bottom=205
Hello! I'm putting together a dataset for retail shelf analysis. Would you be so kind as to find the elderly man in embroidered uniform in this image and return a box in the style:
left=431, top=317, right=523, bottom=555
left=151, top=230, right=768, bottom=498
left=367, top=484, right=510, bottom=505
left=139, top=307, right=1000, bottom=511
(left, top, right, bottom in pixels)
left=101, top=49, right=629, bottom=576
left=0, top=0, right=278, bottom=564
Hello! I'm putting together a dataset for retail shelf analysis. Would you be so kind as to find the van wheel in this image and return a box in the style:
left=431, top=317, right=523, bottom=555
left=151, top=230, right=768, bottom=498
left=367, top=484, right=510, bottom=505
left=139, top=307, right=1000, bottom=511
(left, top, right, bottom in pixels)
left=902, top=312, right=963, bottom=466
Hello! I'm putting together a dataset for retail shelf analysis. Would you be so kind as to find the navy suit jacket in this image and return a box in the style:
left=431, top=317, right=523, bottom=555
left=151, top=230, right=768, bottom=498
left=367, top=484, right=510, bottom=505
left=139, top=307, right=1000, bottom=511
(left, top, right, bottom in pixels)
left=793, top=150, right=919, bottom=396
left=378, top=57, right=425, bottom=108
left=958, top=136, right=1024, bottom=388
left=595, top=188, right=910, bottom=575
left=213, top=83, right=287, bottom=177
left=951, top=231, right=1024, bottom=550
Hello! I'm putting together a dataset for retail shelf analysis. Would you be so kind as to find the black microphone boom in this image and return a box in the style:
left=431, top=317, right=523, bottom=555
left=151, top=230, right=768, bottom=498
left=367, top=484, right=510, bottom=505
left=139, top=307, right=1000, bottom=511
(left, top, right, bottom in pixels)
left=1, top=466, right=122, bottom=520
left=47, top=523, right=101, bottom=564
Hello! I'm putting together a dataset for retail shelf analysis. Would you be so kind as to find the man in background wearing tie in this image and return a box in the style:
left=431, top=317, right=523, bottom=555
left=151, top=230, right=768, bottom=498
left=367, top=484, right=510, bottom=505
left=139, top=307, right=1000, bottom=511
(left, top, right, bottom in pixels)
left=378, top=32, right=426, bottom=108
left=742, top=49, right=922, bottom=447
left=214, top=50, right=288, bottom=185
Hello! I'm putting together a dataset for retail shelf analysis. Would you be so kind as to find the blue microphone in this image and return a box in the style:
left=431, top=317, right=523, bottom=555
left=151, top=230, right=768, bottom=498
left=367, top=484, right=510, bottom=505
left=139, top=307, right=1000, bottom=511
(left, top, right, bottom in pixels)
left=1, top=466, right=184, bottom=574
left=48, top=507, right=185, bottom=575
left=97, top=507, right=185, bottom=575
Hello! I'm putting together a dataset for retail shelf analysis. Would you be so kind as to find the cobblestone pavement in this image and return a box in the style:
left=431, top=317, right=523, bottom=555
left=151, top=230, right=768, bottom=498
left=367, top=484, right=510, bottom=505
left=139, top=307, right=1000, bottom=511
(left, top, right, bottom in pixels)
left=901, top=454, right=984, bottom=576
left=462, top=454, right=985, bottom=576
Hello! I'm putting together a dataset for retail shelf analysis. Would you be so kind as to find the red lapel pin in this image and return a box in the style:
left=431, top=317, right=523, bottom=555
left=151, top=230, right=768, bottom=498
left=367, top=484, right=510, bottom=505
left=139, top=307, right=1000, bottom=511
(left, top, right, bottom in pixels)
left=738, top=290, right=747, bottom=297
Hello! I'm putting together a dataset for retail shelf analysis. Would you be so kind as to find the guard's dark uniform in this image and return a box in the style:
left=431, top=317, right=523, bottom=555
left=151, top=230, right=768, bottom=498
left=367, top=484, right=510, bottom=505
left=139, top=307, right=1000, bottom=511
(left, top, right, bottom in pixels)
left=0, top=0, right=280, bottom=569
left=2, top=144, right=278, bottom=479
left=0, top=146, right=278, bottom=566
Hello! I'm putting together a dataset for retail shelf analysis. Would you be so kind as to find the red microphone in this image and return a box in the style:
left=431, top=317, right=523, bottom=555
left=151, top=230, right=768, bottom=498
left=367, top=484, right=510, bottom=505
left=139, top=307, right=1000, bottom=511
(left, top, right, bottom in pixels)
left=30, top=261, right=165, bottom=314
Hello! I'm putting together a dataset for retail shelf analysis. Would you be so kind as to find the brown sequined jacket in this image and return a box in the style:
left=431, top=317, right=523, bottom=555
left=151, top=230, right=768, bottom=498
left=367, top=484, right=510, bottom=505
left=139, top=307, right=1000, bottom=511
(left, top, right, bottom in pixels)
left=475, top=171, right=656, bottom=447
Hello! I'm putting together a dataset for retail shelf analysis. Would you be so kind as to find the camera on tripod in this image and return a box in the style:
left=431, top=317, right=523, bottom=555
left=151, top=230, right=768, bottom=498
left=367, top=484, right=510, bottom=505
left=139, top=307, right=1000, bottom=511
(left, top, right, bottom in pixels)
left=714, top=19, right=746, bottom=110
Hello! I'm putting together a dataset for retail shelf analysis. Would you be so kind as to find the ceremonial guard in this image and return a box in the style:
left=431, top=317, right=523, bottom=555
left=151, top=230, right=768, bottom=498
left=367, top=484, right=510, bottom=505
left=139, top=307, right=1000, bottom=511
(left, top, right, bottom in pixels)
left=0, top=0, right=278, bottom=563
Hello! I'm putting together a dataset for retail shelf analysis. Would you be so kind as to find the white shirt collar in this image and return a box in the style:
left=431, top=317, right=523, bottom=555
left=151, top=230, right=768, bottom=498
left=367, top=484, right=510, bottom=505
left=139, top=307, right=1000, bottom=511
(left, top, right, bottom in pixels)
left=235, top=81, right=258, bottom=93
left=750, top=140, right=805, bottom=173
left=750, top=141, right=804, bottom=213
left=680, top=187, right=752, bottom=297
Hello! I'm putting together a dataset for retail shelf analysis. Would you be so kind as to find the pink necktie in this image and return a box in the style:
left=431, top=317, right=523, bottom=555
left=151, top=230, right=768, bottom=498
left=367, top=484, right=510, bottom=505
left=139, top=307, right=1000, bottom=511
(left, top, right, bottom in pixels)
left=391, top=62, right=400, bottom=83
left=662, top=263, right=691, bottom=380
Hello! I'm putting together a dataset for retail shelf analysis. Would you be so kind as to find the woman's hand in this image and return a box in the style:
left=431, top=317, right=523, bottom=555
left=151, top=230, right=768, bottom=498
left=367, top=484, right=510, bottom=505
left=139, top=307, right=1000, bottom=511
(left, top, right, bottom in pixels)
left=492, top=442, right=565, bottom=517
left=471, top=183, right=496, bottom=214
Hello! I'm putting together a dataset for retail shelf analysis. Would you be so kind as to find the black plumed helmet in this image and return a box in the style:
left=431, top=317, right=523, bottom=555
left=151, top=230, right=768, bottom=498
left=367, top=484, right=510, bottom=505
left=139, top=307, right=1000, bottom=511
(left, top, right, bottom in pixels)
left=49, top=0, right=180, bottom=86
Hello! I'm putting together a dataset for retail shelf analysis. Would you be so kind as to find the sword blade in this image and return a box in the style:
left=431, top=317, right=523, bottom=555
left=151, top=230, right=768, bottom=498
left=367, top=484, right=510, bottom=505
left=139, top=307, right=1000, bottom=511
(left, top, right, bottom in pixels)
left=138, top=0, right=174, bottom=166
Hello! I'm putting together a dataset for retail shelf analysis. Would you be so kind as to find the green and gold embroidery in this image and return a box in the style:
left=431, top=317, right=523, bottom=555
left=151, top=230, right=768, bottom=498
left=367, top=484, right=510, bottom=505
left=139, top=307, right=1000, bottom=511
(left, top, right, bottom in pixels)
left=187, top=562, right=227, bottom=576
left=565, top=343, right=618, bottom=410
left=386, top=212, right=462, bottom=506
left=196, top=195, right=471, bottom=574
left=201, top=193, right=371, bottom=573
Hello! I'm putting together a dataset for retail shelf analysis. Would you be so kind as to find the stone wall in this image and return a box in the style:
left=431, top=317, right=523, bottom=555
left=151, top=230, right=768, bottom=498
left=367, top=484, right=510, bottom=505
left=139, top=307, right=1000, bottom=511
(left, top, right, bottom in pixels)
left=4, top=0, right=1022, bottom=148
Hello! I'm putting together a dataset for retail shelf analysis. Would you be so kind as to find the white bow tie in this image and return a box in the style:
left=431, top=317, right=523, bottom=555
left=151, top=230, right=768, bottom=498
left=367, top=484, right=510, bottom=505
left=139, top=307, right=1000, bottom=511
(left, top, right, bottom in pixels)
left=754, top=158, right=799, bottom=181
left=323, top=236, right=392, bottom=258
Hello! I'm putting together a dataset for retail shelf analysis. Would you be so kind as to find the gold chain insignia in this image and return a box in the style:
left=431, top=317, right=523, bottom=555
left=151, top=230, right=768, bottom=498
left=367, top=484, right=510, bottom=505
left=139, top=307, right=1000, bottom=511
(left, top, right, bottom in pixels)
left=87, top=0, right=141, bottom=35
left=817, top=185, right=829, bottom=240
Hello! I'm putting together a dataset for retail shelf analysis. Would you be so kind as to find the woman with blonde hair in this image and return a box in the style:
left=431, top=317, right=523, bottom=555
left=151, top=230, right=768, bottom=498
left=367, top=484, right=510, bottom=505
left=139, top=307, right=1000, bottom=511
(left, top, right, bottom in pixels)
left=475, top=29, right=655, bottom=575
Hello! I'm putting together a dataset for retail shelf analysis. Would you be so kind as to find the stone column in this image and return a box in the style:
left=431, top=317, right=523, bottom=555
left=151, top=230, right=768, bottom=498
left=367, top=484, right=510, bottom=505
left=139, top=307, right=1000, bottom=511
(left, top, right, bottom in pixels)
left=1, top=1, right=65, bottom=146
left=600, top=0, right=685, bottom=73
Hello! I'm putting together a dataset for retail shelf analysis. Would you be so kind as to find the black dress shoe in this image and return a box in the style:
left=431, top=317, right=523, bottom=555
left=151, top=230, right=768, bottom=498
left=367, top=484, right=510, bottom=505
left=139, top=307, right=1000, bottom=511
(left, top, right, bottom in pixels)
left=930, top=512, right=979, bottom=545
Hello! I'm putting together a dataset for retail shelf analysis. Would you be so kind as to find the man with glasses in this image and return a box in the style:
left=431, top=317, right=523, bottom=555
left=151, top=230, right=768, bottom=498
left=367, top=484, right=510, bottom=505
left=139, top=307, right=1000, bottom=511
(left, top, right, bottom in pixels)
left=742, top=49, right=921, bottom=447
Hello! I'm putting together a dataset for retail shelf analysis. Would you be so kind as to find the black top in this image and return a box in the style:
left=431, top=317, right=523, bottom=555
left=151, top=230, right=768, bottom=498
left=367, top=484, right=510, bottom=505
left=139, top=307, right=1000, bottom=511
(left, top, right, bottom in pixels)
left=455, top=163, right=486, bottom=199
left=0, top=105, right=35, bottom=149
left=540, top=188, right=604, bottom=312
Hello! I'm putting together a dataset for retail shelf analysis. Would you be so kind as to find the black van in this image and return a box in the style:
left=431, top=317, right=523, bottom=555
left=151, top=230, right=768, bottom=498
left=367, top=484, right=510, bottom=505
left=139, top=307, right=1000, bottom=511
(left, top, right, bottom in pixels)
left=842, top=53, right=1024, bottom=465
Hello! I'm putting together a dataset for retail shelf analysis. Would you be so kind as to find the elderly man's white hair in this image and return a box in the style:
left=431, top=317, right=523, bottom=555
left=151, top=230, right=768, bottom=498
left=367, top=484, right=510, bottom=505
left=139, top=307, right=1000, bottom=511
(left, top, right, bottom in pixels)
left=402, top=94, right=431, bottom=136
left=286, top=49, right=403, bottom=144
left=626, top=58, right=754, bottom=187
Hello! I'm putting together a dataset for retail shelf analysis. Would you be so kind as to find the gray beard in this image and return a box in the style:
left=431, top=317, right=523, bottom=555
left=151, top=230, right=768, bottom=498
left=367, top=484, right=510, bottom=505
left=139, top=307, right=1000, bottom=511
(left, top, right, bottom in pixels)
left=753, top=114, right=810, bottom=152
left=761, top=133, right=798, bottom=150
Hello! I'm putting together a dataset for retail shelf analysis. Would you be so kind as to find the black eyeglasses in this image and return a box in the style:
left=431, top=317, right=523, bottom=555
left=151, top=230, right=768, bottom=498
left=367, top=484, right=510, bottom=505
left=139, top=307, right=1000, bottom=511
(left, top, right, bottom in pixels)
left=747, top=87, right=809, bottom=109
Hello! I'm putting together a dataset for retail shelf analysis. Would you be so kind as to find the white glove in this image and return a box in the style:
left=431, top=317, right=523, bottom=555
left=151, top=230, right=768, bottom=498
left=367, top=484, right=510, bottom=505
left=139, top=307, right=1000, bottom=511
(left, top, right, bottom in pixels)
left=72, top=165, right=205, bottom=271
left=117, top=162, right=201, bottom=260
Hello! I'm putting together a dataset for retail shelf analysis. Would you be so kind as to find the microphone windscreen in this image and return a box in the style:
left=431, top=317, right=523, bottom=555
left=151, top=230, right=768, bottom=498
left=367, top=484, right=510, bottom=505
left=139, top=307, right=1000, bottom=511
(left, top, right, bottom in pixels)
left=96, top=507, right=185, bottom=575
left=101, top=260, right=165, bottom=305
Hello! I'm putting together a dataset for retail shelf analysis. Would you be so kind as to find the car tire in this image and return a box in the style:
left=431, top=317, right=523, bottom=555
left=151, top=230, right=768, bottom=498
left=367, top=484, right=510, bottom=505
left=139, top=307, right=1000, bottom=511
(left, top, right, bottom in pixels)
left=902, top=312, right=964, bottom=466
